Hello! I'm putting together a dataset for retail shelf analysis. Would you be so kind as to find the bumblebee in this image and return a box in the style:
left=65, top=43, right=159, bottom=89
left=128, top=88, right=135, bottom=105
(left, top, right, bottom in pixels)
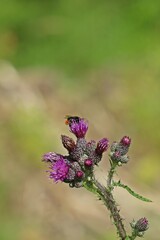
left=65, top=115, right=80, bottom=126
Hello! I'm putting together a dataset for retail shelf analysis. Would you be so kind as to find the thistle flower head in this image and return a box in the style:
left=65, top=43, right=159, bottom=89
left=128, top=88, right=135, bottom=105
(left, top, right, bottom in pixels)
left=49, top=157, right=70, bottom=183
left=96, top=138, right=109, bottom=155
left=43, top=152, right=62, bottom=163
left=69, top=118, right=88, bottom=138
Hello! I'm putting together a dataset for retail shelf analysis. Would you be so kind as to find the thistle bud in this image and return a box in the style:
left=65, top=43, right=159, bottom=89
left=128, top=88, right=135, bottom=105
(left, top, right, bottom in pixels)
left=84, top=159, right=93, bottom=167
left=96, top=138, right=109, bottom=155
left=120, top=136, right=131, bottom=147
left=135, top=217, right=149, bottom=232
left=76, top=170, right=84, bottom=179
left=61, top=135, right=76, bottom=152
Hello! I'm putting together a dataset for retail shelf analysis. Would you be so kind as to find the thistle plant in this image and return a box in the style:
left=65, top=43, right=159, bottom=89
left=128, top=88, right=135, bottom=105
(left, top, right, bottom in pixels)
left=42, top=116, right=151, bottom=240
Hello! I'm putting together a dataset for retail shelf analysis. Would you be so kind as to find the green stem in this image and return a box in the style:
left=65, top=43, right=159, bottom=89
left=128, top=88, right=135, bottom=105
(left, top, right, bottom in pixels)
left=128, top=230, right=138, bottom=240
left=83, top=177, right=127, bottom=240
left=107, top=160, right=117, bottom=189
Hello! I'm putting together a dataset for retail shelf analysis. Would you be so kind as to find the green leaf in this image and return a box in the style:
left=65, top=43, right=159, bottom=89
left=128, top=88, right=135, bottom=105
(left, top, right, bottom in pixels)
left=113, top=181, right=152, bottom=203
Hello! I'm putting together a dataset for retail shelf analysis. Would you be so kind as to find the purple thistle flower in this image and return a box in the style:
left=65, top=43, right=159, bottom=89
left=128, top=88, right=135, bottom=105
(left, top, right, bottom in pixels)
left=43, top=152, right=62, bottom=163
left=49, top=157, right=70, bottom=182
left=69, top=118, right=88, bottom=138
left=96, top=138, right=109, bottom=155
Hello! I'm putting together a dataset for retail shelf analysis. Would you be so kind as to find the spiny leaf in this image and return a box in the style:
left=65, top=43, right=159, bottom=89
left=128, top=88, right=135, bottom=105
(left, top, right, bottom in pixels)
left=113, top=181, right=152, bottom=203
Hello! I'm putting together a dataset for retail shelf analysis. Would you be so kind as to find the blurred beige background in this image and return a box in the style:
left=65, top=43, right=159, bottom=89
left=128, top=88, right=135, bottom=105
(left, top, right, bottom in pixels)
left=0, top=1, right=160, bottom=240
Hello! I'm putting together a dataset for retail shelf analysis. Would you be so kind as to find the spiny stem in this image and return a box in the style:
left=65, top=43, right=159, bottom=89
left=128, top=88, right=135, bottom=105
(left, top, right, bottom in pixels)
left=106, top=159, right=127, bottom=239
left=128, top=231, right=137, bottom=240
left=94, top=179, right=127, bottom=240
left=107, top=160, right=117, bottom=189
left=83, top=177, right=127, bottom=240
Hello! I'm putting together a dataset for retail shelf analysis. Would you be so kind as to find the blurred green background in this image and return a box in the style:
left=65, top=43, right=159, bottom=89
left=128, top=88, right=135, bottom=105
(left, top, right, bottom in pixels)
left=0, top=1, right=160, bottom=240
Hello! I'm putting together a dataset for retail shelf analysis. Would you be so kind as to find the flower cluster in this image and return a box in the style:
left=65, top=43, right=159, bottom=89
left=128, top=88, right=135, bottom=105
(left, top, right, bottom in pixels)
left=42, top=117, right=150, bottom=239
left=43, top=116, right=110, bottom=187
left=42, top=116, right=130, bottom=188
left=109, top=136, right=131, bottom=164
